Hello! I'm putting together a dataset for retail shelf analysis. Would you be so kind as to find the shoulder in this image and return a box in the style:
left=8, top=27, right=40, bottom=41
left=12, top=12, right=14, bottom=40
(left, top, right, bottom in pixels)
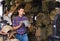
left=23, top=16, right=28, bottom=20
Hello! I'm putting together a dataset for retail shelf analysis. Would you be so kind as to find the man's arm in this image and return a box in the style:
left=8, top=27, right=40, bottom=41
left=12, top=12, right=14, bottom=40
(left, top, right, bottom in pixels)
left=8, top=4, right=19, bottom=18
left=12, top=21, right=23, bottom=30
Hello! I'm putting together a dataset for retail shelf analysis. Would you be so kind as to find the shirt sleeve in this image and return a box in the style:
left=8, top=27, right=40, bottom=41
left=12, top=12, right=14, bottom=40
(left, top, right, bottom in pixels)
left=24, top=16, right=29, bottom=20
left=23, top=17, right=30, bottom=27
left=12, top=18, right=18, bottom=27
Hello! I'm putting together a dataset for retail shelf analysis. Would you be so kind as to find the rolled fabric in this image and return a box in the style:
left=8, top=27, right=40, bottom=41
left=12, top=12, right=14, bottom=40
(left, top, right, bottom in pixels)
left=1, top=25, right=12, bottom=33
left=22, top=20, right=30, bottom=27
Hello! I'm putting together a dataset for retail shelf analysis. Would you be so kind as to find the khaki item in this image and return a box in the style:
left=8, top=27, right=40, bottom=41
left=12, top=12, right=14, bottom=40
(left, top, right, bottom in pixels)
left=1, top=25, right=12, bottom=33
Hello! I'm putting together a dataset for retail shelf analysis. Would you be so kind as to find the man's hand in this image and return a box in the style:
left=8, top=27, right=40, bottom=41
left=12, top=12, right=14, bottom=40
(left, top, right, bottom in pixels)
left=19, top=21, right=23, bottom=27
left=16, top=4, right=19, bottom=6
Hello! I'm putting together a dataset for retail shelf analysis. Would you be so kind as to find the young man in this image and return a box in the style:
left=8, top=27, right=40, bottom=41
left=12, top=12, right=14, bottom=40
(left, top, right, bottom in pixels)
left=12, top=6, right=30, bottom=41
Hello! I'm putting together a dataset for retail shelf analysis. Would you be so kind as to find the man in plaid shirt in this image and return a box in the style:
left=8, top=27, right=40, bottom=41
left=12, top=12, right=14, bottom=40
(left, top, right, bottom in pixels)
left=12, top=6, right=30, bottom=41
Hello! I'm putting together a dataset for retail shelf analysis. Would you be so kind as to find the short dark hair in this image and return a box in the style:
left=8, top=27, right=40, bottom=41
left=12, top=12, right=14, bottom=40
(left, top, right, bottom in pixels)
left=17, top=3, right=25, bottom=10
left=17, top=7, right=24, bottom=10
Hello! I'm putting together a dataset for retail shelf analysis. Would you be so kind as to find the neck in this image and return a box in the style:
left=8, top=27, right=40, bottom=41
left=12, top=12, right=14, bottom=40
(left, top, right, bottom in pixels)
left=19, top=15, right=23, bottom=17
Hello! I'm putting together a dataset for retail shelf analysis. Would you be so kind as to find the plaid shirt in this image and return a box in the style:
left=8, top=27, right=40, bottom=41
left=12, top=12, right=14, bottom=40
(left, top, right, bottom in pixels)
left=13, top=16, right=28, bottom=34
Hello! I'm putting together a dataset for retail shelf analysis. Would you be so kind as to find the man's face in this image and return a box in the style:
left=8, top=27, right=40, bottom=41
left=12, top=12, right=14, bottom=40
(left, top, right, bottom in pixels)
left=18, top=8, right=25, bottom=16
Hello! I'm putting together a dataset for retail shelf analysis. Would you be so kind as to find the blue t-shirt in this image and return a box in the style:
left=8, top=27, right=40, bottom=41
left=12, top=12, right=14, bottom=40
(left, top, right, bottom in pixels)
left=13, top=16, right=28, bottom=34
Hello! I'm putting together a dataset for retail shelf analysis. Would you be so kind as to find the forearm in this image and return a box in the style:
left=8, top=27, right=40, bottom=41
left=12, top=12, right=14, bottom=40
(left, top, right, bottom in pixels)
left=13, top=26, right=20, bottom=30
left=13, top=24, right=22, bottom=30
left=11, top=4, right=19, bottom=14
